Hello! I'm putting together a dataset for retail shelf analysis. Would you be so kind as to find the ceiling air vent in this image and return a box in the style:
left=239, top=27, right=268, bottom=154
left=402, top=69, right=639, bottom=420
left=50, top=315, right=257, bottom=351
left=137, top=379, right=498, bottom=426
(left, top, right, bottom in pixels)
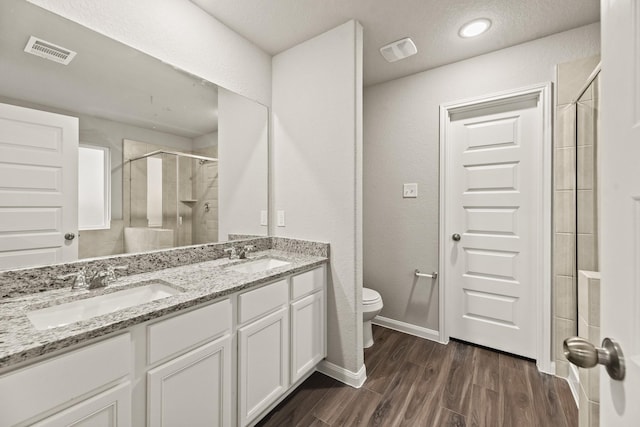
left=24, top=36, right=77, bottom=65
left=379, top=37, right=418, bottom=63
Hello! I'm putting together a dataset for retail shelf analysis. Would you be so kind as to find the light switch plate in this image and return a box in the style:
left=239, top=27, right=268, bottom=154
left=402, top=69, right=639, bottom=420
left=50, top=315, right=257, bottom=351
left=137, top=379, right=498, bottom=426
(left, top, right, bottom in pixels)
left=277, top=210, right=285, bottom=227
left=260, top=210, right=268, bottom=226
left=403, top=183, right=418, bottom=198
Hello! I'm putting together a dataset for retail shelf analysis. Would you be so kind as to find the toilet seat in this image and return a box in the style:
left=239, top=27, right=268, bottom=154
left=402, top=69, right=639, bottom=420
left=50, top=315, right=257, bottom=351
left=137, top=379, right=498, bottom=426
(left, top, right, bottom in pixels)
left=362, top=288, right=382, bottom=306
left=362, top=287, right=383, bottom=349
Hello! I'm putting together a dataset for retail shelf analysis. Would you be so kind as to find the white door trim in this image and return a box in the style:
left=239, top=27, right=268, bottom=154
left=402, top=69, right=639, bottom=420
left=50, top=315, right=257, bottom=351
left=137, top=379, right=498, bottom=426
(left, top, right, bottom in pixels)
left=438, top=83, right=553, bottom=374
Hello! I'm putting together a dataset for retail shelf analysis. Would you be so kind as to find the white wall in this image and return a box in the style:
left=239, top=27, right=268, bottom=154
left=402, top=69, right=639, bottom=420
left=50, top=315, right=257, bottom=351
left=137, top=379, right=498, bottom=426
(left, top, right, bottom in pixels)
left=193, top=131, right=218, bottom=151
left=273, top=20, right=364, bottom=374
left=364, top=23, right=601, bottom=333
left=218, top=88, right=269, bottom=239
left=26, top=0, right=272, bottom=106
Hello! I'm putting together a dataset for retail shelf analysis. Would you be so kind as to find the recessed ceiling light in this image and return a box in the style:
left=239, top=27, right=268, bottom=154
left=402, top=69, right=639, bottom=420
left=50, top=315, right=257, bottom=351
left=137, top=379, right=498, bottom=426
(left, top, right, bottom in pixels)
left=459, top=18, right=492, bottom=38
left=379, top=37, right=418, bottom=63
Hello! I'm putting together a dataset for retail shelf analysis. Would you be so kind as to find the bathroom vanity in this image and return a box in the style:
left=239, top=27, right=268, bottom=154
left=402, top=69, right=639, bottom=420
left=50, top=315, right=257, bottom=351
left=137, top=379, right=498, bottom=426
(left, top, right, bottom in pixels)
left=0, top=240, right=328, bottom=427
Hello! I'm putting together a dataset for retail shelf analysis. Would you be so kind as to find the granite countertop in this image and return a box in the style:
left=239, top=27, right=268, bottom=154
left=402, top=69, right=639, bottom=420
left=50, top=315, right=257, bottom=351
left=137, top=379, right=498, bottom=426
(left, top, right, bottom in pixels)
left=0, top=249, right=327, bottom=369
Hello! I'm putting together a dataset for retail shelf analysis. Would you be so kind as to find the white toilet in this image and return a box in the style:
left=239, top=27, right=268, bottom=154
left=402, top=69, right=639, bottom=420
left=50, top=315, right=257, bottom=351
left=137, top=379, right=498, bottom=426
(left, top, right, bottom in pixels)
left=362, top=287, right=383, bottom=348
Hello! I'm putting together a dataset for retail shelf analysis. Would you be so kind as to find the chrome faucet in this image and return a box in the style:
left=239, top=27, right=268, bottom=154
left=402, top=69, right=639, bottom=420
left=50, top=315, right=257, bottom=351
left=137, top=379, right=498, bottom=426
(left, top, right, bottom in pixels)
left=224, top=247, right=239, bottom=259
left=88, top=265, right=129, bottom=289
left=105, top=265, right=129, bottom=285
left=57, top=268, right=89, bottom=290
left=239, top=245, right=255, bottom=259
left=88, top=270, right=108, bottom=289
left=56, top=265, right=128, bottom=290
left=225, top=245, right=255, bottom=260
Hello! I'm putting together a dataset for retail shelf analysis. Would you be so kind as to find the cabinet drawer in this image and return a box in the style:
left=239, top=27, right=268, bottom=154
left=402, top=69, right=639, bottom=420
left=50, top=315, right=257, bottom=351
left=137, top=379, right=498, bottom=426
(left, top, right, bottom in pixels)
left=32, top=382, right=131, bottom=427
left=291, top=266, right=325, bottom=300
left=238, top=280, right=288, bottom=325
left=0, top=333, right=130, bottom=427
left=148, top=299, right=231, bottom=365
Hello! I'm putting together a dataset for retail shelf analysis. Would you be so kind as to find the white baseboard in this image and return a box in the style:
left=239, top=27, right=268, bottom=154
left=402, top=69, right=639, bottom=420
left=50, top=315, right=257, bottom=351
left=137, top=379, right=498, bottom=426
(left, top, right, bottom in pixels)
left=373, top=316, right=443, bottom=343
left=567, top=364, right=580, bottom=408
left=316, top=360, right=367, bottom=388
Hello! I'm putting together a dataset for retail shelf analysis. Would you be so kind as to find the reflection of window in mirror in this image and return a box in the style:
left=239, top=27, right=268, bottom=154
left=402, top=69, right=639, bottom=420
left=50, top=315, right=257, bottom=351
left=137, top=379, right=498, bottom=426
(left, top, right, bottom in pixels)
left=78, top=145, right=111, bottom=230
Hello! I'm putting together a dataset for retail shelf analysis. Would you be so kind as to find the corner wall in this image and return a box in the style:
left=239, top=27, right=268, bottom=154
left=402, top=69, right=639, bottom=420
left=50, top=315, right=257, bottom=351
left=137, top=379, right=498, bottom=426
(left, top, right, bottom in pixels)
left=26, top=0, right=272, bottom=105
left=272, top=20, right=364, bottom=374
left=218, top=88, right=269, bottom=240
left=364, top=24, right=600, bottom=346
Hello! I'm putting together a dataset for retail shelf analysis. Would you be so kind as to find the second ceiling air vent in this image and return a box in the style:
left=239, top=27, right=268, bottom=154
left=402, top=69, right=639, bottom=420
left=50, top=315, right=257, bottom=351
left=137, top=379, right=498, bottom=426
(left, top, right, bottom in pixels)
left=24, top=36, right=77, bottom=65
left=379, top=37, right=418, bottom=63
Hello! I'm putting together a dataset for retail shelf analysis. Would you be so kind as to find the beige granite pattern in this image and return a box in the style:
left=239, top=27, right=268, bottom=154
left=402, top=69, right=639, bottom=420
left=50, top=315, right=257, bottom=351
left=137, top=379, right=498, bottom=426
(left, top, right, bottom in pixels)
left=0, top=237, right=272, bottom=297
left=271, top=237, right=330, bottom=258
left=0, top=248, right=328, bottom=368
left=227, top=236, right=329, bottom=258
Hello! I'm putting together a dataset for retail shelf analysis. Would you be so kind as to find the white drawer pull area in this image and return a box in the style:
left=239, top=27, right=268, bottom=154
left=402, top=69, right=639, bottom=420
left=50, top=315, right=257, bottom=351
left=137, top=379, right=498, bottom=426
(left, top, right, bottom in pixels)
left=291, top=267, right=325, bottom=300
left=238, top=279, right=288, bottom=325
left=148, top=299, right=231, bottom=365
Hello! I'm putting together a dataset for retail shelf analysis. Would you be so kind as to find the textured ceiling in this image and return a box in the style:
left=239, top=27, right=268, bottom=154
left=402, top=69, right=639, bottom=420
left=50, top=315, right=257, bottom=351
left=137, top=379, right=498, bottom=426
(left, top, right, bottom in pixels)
left=190, top=0, right=600, bottom=86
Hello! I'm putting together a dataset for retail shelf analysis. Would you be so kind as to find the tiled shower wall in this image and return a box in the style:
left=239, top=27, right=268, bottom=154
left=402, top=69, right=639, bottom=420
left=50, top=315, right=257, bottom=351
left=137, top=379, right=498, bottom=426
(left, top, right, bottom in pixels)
left=576, top=76, right=599, bottom=274
left=553, top=55, right=600, bottom=378
left=578, top=270, right=601, bottom=427
left=193, top=146, right=219, bottom=244
left=123, top=140, right=218, bottom=250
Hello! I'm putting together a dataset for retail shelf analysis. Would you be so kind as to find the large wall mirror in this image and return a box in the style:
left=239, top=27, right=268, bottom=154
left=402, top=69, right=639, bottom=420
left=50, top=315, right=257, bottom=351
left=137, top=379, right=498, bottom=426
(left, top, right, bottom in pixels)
left=0, top=0, right=268, bottom=269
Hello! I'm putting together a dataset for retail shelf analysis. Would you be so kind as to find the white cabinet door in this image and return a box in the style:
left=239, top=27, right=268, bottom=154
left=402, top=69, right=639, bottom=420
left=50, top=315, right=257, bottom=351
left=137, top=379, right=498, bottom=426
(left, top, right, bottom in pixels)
left=238, top=307, right=289, bottom=427
left=291, top=291, right=325, bottom=383
left=33, top=383, right=131, bottom=427
left=147, top=335, right=232, bottom=427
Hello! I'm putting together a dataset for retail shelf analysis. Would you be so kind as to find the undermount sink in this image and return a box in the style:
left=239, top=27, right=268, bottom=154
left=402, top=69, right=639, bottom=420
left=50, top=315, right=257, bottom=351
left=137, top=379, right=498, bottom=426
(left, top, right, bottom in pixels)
left=226, top=257, right=290, bottom=274
left=27, top=282, right=181, bottom=330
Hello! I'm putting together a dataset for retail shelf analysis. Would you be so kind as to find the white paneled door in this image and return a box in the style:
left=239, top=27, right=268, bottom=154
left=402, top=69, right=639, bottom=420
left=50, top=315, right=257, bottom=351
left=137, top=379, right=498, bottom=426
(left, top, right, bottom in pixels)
left=0, top=103, right=78, bottom=269
left=599, top=0, right=640, bottom=424
left=442, top=87, right=550, bottom=360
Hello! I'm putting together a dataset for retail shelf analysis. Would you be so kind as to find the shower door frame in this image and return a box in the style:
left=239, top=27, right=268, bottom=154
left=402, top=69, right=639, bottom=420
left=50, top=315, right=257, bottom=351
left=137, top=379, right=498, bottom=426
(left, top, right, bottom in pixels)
left=439, top=83, right=553, bottom=374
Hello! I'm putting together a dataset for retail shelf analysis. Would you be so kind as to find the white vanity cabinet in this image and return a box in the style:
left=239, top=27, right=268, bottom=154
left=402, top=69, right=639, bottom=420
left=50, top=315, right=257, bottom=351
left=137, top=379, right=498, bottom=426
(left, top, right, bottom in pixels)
left=237, top=279, right=289, bottom=427
left=1, top=262, right=327, bottom=427
left=0, top=333, right=132, bottom=427
left=146, top=299, right=232, bottom=427
left=290, top=267, right=326, bottom=383
left=237, top=265, right=326, bottom=426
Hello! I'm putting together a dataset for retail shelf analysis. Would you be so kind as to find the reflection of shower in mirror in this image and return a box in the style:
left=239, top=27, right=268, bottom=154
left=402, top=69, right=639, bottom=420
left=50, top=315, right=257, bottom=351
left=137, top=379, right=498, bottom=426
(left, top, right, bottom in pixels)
left=126, top=142, right=220, bottom=251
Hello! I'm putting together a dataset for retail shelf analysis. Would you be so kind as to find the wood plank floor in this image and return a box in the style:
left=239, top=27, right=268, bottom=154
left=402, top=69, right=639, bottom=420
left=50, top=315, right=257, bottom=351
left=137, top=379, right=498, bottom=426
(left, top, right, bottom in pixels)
left=257, top=326, right=578, bottom=427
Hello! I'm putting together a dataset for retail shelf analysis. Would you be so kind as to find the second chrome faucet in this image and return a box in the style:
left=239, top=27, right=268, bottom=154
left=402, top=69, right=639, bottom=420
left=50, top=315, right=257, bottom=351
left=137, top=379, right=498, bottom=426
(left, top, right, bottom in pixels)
left=57, top=265, right=128, bottom=290
left=224, top=245, right=256, bottom=260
